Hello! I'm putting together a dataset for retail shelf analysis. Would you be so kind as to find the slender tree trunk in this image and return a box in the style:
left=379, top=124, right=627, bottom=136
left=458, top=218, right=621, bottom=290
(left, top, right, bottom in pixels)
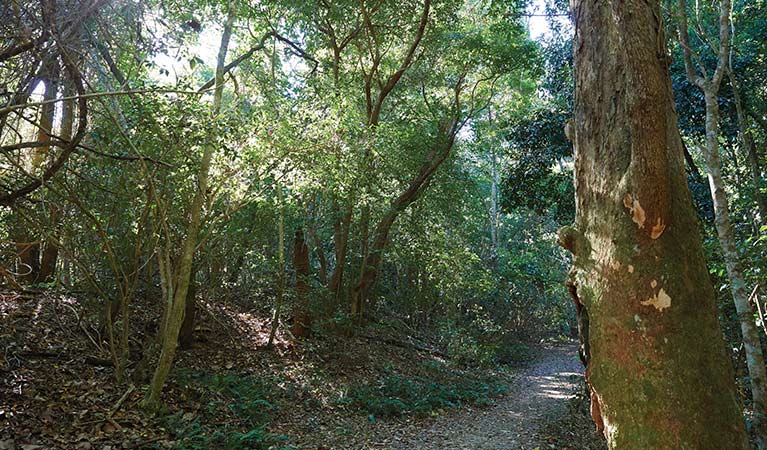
left=352, top=204, right=370, bottom=315
left=675, top=0, right=767, bottom=442
left=18, top=65, right=59, bottom=284
left=291, top=228, right=311, bottom=338
left=15, top=229, right=40, bottom=284
left=306, top=200, right=328, bottom=285
left=142, top=4, right=235, bottom=409
left=38, top=206, right=59, bottom=283
left=268, top=185, right=286, bottom=347
left=31, top=62, right=59, bottom=170
left=39, top=80, right=73, bottom=283
left=328, top=200, right=352, bottom=301
left=564, top=0, right=749, bottom=446
left=350, top=124, right=457, bottom=316
left=351, top=210, right=396, bottom=316
left=308, top=226, right=328, bottom=286
left=703, top=90, right=767, bottom=446
left=178, top=268, right=197, bottom=349
left=490, top=146, right=500, bottom=267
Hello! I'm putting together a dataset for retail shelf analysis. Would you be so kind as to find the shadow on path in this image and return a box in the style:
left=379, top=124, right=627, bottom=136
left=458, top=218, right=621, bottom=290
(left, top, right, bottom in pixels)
left=379, top=343, right=585, bottom=450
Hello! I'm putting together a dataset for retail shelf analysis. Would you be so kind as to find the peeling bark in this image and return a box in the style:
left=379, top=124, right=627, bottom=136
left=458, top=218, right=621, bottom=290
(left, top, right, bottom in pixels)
left=567, top=0, right=749, bottom=446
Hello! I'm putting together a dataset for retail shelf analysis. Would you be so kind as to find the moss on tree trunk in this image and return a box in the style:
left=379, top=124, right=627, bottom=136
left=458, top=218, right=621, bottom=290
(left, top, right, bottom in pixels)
left=566, top=0, right=749, bottom=447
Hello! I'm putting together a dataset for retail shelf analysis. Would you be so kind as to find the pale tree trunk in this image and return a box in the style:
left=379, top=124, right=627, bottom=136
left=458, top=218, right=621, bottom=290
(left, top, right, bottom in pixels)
left=142, top=4, right=235, bottom=409
left=676, top=0, right=767, bottom=444
left=267, top=185, right=286, bottom=347
left=490, top=146, right=500, bottom=265
left=706, top=92, right=767, bottom=445
left=564, top=0, right=749, bottom=446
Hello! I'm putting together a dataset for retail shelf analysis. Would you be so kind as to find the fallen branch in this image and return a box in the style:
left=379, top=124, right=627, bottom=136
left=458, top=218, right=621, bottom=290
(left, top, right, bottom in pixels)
left=109, top=384, right=135, bottom=417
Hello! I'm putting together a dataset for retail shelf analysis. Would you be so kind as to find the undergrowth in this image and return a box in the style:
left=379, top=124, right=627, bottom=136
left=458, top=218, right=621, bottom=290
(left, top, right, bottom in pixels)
left=163, top=370, right=293, bottom=450
left=341, top=362, right=509, bottom=420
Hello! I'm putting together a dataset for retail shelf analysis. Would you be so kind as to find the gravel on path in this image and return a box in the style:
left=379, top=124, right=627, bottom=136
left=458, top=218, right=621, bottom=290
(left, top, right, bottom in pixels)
left=372, top=343, right=588, bottom=450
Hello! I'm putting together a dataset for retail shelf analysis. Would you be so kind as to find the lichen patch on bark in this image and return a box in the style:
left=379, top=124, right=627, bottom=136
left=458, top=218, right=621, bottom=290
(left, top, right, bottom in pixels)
left=640, top=287, right=671, bottom=312
left=623, top=193, right=646, bottom=229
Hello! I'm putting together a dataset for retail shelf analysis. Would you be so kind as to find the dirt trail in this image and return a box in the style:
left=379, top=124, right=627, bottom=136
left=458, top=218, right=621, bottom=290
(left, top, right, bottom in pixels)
left=371, top=343, right=587, bottom=450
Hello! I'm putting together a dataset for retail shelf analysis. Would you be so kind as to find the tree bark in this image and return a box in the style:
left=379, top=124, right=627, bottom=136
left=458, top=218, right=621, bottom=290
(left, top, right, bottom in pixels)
left=142, top=3, right=235, bottom=409
left=675, top=0, right=767, bottom=444
left=291, top=228, right=311, bottom=338
left=565, top=0, right=749, bottom=446
left=350, top=122, right=457, bottom=317
left=178, top=268, right=197, bottom=349
left=267, top=185, right=286, bottom=347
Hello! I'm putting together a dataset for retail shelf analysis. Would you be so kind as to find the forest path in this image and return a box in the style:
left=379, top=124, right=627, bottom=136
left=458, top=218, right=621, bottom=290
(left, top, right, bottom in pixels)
left=373, top=343, right=585, bottom=450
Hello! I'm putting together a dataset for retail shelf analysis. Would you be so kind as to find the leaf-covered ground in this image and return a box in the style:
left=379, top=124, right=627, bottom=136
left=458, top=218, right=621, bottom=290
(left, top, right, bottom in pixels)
left=0, top=291, right=603, bottom=449
left=366, top=344, right=606, bottom=450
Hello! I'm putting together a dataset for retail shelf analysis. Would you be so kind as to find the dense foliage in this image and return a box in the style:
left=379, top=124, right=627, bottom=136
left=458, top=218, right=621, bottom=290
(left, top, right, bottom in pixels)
left=1, top=0, right=766, bottom=446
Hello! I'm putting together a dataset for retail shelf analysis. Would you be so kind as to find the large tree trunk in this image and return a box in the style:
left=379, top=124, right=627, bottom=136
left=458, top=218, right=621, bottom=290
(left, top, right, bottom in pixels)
left=565, top=0, right=749, bottom=447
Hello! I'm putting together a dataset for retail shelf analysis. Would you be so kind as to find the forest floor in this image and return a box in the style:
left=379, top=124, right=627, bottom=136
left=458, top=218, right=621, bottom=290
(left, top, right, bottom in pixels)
left=0, top=290, right=604, bottom=449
